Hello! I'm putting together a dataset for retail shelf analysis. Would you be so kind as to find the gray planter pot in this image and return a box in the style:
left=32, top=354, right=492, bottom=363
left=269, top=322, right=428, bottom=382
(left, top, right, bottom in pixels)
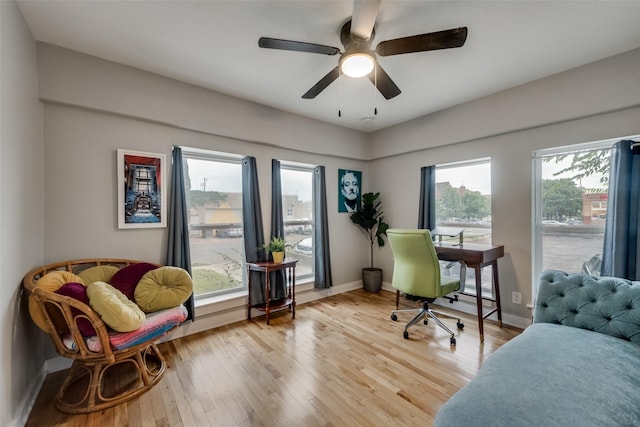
left=362, top=267, right=383, bottom=293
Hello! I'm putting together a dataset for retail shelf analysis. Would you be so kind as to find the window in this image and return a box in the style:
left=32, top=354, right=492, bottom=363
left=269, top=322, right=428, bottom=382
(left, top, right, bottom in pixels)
left=280, top=164, right=314, bottom=281
left=435, top=158, right=492, bottom=295
left=182, top=150, right=245, bottom=298
left=533, top=140, right=615, bottom=282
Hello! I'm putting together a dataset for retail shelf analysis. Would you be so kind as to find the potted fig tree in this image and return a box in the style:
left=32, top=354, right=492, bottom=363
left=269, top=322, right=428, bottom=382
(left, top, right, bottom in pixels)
left=350, top=192, right=389, bottom=292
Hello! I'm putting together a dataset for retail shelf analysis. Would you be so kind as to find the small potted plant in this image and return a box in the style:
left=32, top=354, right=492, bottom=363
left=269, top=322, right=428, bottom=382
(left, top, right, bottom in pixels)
left=262, top=236, right=287, bottom=263
left=350, top=192, right=389, bottom=292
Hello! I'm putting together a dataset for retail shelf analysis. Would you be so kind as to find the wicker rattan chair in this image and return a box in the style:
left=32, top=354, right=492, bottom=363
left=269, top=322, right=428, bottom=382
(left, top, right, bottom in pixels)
left=23, top=258, right=184, bottom=414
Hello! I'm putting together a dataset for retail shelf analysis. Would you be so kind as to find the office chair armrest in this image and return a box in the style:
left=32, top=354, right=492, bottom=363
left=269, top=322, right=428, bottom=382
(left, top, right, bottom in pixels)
left=444, top=260, right=467, bottom=289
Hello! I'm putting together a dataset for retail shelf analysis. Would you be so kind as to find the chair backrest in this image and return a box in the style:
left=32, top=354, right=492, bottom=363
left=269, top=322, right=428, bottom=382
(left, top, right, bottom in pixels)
left=387, top=229, right=443, bottom=298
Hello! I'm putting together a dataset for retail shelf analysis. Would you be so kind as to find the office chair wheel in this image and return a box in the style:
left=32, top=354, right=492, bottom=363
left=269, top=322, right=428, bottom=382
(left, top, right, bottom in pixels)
left=450, top=337, right=456, bottom=346
left=391, top=314, right=398, bottom=321
left=457, top=321, right=464, bottom=329
left=423, top=319, right=428, bottom=325
left=403, top=331, right=409, bottom=339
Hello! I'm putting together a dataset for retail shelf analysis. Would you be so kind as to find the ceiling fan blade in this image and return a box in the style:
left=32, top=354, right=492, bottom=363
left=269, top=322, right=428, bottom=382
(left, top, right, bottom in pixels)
left=368, top=63, right=401, bottom=100
left=258, top=37, right=340, bottom=56
left=376, top=27, right=468, bottom=57
left=351, top=0, right=381, bottom=40
left=302, top=66, right=341, bottom=99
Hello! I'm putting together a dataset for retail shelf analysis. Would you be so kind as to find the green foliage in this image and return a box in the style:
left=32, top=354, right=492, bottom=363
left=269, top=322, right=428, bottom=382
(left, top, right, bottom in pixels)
left=261, top=236, right=287, bottom=252
left=542, top=178, right=583, bottom=220
left=436, top=186, right=490, bottom=221
left=548, top=148, right=611, bottom=185
left=350, top=192, right=389, bottom=268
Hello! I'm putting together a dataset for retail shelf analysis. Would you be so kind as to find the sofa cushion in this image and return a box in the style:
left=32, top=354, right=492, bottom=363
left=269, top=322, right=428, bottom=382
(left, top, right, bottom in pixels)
left=109, top=262, right=158, bottom=301
left=28, top=271, right=85, bottom=332
left=434, top=323, right=640, bottom=427
left=77, top=265, right=120, bottom=285
left=55, top=282, right=96, bottom=337
left=134, top=266, right=192, bottom=313
left=87, top=281, right=145, bottom=332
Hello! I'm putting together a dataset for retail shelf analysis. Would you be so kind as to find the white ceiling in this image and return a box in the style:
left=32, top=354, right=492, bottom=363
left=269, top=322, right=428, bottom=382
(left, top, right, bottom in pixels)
left=16, top=1, right=640, bottom=133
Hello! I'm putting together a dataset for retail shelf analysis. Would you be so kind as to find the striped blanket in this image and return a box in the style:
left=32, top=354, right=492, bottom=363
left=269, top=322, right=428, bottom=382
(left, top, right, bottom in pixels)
left=63, top=305, right=187, bottom=352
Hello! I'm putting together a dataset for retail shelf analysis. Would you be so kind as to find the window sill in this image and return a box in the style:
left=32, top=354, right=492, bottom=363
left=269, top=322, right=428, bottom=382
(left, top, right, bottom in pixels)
left=195, top=290, right=247, bottom=317
left=194, top=277, right=315, bottom=317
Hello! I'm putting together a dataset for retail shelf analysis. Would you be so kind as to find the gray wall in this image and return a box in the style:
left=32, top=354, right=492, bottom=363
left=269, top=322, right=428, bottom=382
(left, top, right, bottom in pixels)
left=1, top=2, right=45, bottom=426
left=37, top=44, right=371, bottom=286
left=369, top=48, right=640, bottom=320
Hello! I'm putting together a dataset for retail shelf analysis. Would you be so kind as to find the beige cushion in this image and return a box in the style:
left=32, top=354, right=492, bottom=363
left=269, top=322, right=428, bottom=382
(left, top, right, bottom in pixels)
left=28, top=271, right=85, bottom=332
left=77, top=265, right=119, bottom=285
left=87, top=281, right=145, bottom=332
left=135, top=266, right=193, bottom=313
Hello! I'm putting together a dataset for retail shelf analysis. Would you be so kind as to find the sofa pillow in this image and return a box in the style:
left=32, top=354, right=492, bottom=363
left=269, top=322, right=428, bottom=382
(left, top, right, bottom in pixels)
left=77, top=265, right=119, bottom=285
left=28, top=271, right=85, bottom=333
left=87, top=281, right=145, bottom=332
left=135, top=266, right=193, bottom=313
left=109, top=262, right=158, bottom=301
left=55, top=282, right=96, bottom=337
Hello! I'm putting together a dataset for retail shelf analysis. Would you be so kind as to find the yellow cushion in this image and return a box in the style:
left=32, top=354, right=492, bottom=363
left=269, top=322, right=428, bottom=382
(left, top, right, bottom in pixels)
left=28, top=271, right=85, bottom=332
left=77, top=265, right=119, bottom=285
left=134, top=266, right=193, bottom=313
left=87, top=282, right=145, bottom=332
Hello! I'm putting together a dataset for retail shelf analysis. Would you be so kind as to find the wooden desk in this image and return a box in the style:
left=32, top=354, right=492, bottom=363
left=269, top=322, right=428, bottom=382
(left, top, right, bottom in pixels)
left=434, top=242, right=504, bottom=343
left=247, top=259, right=297, bottom=325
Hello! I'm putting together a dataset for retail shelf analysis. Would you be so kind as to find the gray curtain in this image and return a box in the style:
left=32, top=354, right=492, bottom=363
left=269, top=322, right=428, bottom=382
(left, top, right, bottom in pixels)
left=270, top=159, right=286, bottom=298
left=601, top=139, right=640, bottom=279
left=242, top=156, right=267, bottom=304
left=313, top=166, right=333, bottom=288
left=166, top=146, right=195, bottom=322
left=418, top=165, right=436, bottom=230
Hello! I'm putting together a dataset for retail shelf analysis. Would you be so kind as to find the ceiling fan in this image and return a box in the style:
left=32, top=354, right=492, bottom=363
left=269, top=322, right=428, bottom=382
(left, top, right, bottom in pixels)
left=258, top=0, right=468, bottom=100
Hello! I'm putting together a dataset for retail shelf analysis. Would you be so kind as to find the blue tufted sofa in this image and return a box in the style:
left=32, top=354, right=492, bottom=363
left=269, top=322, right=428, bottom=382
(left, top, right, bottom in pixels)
left=434, top=270, right=640, bottom=427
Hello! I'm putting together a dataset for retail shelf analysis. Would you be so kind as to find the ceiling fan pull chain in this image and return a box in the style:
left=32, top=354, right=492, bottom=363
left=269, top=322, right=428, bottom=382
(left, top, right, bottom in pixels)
left=373, top=64, right=378, bottom=116
left=338, top=68, right=342, bottom=117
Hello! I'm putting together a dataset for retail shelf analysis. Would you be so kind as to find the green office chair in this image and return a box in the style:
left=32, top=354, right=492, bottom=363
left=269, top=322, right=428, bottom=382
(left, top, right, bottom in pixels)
left=387, top=229, right=466, bottom=346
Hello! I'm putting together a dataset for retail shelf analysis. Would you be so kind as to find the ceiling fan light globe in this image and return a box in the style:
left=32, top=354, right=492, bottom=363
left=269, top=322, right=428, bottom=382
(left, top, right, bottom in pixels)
left=340, top=53, right=374, bottom=78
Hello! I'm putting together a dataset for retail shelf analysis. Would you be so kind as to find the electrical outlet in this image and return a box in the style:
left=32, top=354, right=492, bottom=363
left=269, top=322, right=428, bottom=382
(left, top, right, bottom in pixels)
left=512, top=291, right=522, bottom=305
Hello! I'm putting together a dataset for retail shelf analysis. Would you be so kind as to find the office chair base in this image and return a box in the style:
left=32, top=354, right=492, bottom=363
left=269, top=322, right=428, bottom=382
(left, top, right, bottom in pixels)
left=391, top=302, right=463, bottom=346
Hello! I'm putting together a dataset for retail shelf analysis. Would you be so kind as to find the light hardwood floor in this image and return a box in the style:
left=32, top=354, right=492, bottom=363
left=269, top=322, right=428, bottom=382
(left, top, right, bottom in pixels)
left=26, top=289, right=522, bottom=427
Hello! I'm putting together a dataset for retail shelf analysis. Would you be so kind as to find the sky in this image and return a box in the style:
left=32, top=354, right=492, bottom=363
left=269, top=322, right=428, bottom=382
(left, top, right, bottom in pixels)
left=186, top=159, right=312, bottom=201
left=186, top=152, right=606, bottom=201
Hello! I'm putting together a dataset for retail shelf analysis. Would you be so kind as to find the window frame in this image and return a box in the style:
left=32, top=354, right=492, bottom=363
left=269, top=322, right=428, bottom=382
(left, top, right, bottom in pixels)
left=181, top=148, right=247, bottom=300
left=434, top=157, right=493, bottom=296
left=280, top=161, right=315, bottom=283
left=531, top=137, right=620, bottom=294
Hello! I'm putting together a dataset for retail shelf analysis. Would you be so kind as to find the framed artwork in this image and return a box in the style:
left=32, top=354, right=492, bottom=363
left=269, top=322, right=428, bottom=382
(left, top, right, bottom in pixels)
left=338, top=169, right=361, bottom=213
left=117, top=149, right=166, bottom=229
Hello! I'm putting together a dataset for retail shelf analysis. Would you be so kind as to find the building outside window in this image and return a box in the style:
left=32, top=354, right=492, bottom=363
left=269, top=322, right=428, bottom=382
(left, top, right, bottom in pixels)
left=182, top=150, right=245, bottom=299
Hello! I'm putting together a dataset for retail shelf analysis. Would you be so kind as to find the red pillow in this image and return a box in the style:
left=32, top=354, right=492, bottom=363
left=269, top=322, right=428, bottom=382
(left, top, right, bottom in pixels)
left=109, top=262, right=158, bottom=301
left=56, top=282, right=96, bottom=337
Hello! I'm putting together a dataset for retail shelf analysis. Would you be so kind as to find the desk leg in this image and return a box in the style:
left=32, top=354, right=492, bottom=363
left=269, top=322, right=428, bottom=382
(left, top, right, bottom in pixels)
left=474, top=266, right=485, bottom=343
left=492, top=261, right=503, bottom=327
